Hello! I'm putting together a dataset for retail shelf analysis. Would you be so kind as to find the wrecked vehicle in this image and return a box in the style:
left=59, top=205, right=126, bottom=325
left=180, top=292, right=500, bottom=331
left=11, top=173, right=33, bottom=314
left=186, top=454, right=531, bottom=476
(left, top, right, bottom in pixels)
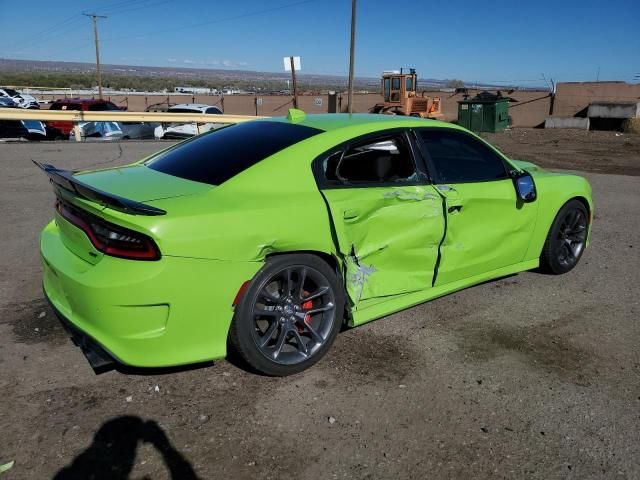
left=0, top=87, right=40, bottom=109
left=36, top=111, right=593, bottom=376
left=154, top=103, right=223, bottom=139
left=68, top=121, right=124, bottom=141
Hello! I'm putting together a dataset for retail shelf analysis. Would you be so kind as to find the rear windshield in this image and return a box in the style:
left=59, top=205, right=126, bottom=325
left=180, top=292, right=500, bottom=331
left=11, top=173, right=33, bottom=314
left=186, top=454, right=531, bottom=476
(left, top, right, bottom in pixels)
left=168, top=108, right=203, bottom=114
left=146, top=121, right=322, bottom=185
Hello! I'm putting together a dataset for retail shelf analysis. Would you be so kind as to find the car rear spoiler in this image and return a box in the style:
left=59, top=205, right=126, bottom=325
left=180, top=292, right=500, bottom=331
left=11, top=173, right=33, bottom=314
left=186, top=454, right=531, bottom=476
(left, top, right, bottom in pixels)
left=33, top=161, right=166, bottom=216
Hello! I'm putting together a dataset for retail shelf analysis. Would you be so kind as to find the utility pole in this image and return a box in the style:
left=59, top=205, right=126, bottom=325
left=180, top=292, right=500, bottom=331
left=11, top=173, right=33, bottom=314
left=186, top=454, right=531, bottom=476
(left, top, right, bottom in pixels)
left=347, top=0, right=357, bottom=114
left=289, top=56, right=298, bottom=109
left=84, top=13, right=107, bottom=99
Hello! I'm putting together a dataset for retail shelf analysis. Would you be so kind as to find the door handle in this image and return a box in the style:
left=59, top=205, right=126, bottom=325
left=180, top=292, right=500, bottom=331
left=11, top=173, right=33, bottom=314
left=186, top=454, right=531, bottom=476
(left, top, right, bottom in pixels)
left=448, top=205, right=463, bottom=214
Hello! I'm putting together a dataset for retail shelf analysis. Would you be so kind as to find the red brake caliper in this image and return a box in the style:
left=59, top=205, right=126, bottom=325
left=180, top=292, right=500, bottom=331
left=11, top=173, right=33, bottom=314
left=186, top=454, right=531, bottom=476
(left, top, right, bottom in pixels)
left=297, top=292, right=313, bottom=333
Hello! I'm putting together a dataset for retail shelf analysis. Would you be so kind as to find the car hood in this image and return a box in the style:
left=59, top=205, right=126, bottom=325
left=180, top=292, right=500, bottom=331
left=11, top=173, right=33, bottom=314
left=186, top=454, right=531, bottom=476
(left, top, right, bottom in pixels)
left=74, top=164, right=212, bottom=203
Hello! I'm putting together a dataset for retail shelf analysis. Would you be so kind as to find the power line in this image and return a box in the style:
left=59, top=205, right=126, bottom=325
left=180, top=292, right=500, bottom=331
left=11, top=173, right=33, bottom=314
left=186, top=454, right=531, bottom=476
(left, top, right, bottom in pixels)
left=3, top=0, right=168, bottom=50
left=100, top=0, right=317, bottom=43
left=4, top=15, right=86, bottom=51
left=95, top=0, right=173, bottom=17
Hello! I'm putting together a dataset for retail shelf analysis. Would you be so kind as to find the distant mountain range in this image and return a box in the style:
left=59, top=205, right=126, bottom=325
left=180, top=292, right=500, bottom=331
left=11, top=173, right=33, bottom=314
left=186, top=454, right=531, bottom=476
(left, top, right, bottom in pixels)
left=0, top=58, right=535, bottom=91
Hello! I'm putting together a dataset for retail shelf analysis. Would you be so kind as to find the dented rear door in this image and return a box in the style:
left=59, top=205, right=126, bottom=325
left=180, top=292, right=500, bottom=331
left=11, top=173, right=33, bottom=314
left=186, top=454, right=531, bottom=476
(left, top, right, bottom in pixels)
left=322, top=185, right=445, bottom=303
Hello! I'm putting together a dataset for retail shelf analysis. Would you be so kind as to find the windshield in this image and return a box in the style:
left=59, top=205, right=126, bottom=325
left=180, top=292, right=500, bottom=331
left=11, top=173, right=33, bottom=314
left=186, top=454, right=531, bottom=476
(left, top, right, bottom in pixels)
left=147, top=121, right=322, bottom=186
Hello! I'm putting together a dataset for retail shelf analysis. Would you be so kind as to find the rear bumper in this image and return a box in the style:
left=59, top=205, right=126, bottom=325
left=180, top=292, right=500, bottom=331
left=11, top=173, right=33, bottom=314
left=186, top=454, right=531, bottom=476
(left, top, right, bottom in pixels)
left=46, top=292, right=116, bottom=371
left=40, top=219, right=262, bottom=368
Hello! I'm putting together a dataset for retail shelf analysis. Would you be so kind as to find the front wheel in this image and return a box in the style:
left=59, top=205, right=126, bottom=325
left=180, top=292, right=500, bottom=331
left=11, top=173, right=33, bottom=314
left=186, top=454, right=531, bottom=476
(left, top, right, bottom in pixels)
left=539, top=199, right=589, bottom=274
left=228, top=254, right=344, bottom=376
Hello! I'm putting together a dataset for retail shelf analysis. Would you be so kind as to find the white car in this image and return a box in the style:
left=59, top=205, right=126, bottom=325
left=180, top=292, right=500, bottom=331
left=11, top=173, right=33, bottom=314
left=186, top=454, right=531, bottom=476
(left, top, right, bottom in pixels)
left=0, top=88, right=39, bottom=109
left=154, top=103, right=223, bottom=139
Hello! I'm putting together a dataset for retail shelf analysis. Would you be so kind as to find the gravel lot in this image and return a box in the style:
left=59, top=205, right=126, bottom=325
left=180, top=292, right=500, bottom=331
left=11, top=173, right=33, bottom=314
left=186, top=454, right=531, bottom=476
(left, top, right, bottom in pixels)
left=0, top=130, right=639, bottom=479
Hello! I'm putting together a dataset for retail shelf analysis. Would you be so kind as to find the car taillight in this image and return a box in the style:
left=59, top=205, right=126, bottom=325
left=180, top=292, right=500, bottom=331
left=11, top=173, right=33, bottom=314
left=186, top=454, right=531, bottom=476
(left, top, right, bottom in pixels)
left=56, top=200, right=161, bottom=261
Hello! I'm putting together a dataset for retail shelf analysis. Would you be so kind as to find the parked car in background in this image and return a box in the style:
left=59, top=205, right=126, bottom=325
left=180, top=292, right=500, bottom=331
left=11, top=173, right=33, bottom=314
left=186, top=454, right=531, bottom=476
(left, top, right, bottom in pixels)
left=0, top=87, right=40, bottom=109
left=154, top=103, right=223, bottom=139
left=46, top=99, right=124, bottom=139
left=68, top=121, right=124, bottom=141
left=120, top=121, right=158, bottom=140
left=0, top=98, right=46, bottom=139
left=0, top=119, right=46, bottom=140
left=0, top=97, right=16, bottom=108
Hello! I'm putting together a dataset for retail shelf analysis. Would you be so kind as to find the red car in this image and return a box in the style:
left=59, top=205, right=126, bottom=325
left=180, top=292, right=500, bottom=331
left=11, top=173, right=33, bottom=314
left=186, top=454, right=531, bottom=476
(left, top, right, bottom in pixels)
left=46, top=99, right=124, bottom=139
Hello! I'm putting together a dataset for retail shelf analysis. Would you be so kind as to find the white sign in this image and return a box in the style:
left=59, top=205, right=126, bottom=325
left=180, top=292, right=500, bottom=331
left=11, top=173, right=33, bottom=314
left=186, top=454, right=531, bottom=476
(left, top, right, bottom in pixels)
left=283, top=56, right=301, bottom=71
left=314, top=97, right=323, bottom=106
left=256, top=98, right=263, bottom=106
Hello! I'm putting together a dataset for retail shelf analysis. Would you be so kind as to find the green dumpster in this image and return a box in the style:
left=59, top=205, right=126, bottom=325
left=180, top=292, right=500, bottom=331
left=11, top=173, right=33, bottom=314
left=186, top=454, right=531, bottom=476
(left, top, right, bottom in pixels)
left=457, top=91, right=510, bottom=133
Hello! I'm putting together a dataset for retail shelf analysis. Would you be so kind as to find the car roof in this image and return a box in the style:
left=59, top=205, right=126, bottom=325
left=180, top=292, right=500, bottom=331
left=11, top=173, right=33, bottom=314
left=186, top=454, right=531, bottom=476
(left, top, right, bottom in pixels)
left=265, top=112, right=456, bottom=133
left=52, top=98, right=114, bottom=104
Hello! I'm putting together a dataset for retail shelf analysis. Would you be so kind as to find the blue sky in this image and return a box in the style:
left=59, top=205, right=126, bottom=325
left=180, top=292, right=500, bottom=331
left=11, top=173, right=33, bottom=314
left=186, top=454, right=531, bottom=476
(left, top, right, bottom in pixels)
left=1, top=0, right=638, bottom=85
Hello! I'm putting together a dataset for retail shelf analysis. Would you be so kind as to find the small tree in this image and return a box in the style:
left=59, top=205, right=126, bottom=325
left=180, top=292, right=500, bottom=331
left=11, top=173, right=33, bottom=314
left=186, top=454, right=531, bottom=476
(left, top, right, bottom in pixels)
left=446, top=79, right=465, bottom=88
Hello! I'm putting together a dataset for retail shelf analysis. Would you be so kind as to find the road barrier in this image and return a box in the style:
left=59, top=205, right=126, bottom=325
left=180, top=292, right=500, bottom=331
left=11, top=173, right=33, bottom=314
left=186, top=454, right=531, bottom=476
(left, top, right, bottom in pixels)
left=0, top=109, right=266, bottom=141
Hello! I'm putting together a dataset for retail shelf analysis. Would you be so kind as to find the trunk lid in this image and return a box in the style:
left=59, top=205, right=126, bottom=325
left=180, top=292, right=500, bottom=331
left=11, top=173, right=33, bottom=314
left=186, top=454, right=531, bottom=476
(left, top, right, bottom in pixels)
left=74, top=164, right=212, bottom=202
left=38, top=162, right=211, bottom=263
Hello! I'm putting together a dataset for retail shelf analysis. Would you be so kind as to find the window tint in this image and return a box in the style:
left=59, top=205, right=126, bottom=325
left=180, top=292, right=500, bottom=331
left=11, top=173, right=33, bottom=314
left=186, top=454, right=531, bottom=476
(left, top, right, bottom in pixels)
left=383, top=78, right=390, bottom=101
left=205, top=107, right=222, bottom=114
left=322, top=134, right=417, bottom=185
left=392, top=77, right=400, bottom=89
left=419, top=130, right=508, bottom=183
left=147, top=121, right=322, bottom=185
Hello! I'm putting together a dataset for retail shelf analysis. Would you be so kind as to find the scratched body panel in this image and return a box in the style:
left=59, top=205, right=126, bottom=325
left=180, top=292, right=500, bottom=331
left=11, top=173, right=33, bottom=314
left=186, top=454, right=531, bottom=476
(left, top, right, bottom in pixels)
left=434, top=180, right=538, bottom=286
left=322, top=185, right=444, bottom=302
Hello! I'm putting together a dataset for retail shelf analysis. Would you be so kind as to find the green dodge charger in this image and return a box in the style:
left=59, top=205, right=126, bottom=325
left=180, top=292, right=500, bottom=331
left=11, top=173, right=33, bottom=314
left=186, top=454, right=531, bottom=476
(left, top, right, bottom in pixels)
left=37, top=111, right=593, bottom=376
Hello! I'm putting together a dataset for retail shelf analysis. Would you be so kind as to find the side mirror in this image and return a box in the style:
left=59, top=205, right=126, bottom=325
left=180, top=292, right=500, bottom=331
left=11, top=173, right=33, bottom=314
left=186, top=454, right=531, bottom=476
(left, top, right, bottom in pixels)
left=514, top=172, right=537, bottom=203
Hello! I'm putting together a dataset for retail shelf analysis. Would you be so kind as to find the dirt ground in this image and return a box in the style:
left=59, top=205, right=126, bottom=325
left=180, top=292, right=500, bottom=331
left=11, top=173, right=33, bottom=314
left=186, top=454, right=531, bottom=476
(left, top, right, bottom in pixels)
left=483, top=128, right=640, bottom=176
left=0, top=129, right=639, bottom=479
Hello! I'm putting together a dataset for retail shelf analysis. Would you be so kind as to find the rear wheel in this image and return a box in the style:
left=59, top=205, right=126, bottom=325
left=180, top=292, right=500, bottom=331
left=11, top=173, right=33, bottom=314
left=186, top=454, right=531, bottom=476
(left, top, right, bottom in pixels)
left=539, top=200, right=589, bottom=274
left=228, top=254, right=344, bottom=376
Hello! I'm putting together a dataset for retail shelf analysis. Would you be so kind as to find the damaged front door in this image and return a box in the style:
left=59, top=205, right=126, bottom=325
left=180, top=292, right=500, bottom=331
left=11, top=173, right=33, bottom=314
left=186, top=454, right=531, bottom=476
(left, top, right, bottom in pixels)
left=317, top=132, right=445, bottom=304
left=417, top=128, right=538, bottom=286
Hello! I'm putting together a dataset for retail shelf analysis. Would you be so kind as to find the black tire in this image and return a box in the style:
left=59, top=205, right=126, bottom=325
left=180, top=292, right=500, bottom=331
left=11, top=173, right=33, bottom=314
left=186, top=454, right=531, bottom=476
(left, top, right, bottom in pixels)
left=228, top=254, right=345, bottom=376
left=539, top=199, right=589, bottom=274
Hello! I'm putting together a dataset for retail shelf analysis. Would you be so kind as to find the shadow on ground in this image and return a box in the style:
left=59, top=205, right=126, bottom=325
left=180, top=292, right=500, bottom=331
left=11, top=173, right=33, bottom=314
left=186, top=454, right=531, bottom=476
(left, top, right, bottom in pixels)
left=52, top=416, right=201, bottom=480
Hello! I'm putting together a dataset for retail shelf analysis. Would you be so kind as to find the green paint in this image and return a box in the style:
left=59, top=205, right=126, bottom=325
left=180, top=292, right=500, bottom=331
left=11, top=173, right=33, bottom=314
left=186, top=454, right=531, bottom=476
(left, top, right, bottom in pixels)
left=39, top=114, right=593, bottom=368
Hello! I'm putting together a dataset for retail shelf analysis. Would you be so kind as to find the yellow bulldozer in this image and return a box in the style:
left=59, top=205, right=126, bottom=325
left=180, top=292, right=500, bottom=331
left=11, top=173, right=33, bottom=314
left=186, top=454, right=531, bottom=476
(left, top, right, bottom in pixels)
left=370, top=68, right=442, bottom=118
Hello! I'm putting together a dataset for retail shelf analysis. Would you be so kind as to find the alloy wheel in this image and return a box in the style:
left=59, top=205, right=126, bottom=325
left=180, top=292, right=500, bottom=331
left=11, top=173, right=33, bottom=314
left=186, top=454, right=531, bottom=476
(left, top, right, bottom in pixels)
left=555, top=208, right=588, bottom=268
left=250, top=265, right=336, bottom=365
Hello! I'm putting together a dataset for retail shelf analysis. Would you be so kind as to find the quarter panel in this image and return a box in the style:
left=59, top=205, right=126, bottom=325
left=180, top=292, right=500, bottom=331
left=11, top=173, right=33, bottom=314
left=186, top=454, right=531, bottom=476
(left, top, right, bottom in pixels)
left=524, top=172, right=594, bottom=261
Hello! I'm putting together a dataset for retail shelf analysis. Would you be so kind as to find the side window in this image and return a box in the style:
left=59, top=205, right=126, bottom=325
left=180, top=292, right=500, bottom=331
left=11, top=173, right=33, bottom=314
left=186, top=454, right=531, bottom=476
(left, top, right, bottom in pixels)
left=322, top=134, right=418, bottom=185
left=405, top=76, right=414, bottom=92
left=419, top=130, right=508, bottom=183
left=205, top=107, right=221, bottom=114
